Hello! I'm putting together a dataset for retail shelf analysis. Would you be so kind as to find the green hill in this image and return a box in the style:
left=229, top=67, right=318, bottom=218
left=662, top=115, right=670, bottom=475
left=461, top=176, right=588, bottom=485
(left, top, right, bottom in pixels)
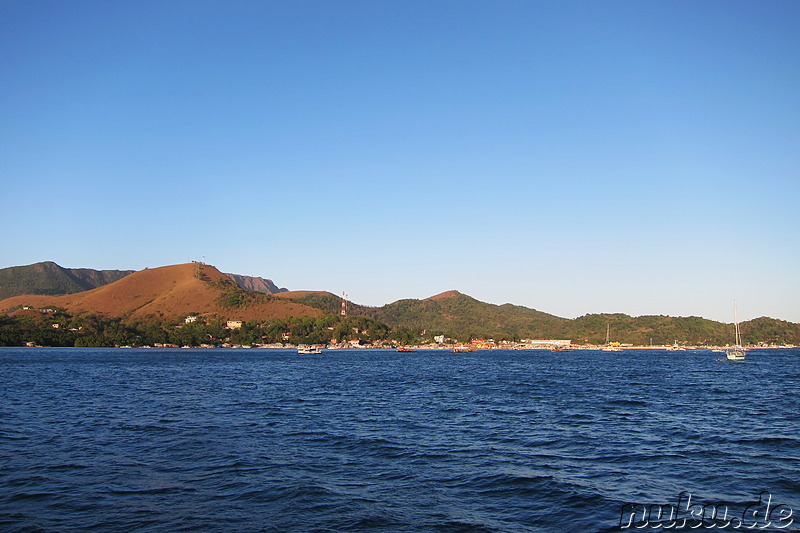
left=567, top=313, right=731, bottom=345
left=286, top=291, right=800, bottom=346
left=359, top=291, right=565, bottom=341
left=0, top=261, right=134, bottom=300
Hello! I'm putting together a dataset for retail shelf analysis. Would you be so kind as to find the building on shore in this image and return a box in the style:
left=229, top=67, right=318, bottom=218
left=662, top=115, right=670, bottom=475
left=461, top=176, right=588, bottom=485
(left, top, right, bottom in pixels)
left=514, top=339, right=572, bottom=350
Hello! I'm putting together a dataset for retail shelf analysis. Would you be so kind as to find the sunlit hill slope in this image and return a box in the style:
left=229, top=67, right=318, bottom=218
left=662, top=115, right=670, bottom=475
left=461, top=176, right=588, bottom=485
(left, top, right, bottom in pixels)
left=1, top=262, right=799, bottom=345
left=0, top=263, right=322, bottom=322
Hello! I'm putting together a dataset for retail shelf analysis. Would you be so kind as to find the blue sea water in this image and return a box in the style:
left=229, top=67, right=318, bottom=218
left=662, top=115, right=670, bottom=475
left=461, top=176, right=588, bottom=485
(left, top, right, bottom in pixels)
left=0, top=347, right=798, bottom=532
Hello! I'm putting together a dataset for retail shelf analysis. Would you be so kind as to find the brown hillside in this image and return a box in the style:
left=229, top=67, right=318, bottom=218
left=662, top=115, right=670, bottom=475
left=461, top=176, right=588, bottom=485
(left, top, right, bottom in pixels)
left=425, top=290, right=462, bottom=301
left=0, top=263, right=323, bottom=322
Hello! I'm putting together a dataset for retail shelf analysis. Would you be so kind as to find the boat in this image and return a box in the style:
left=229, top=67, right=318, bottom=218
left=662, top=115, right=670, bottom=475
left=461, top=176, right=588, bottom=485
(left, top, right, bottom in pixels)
left=397, top=346, right=415, bottom=352
left=452, top=346, right=474, bottom=353
left=297, top=344, right=323, bottom=355
left=602, top=324, right=622, bottom=351
left=724, top=302, right=746, bottom=361
left=551, top=345, right=570, bottom=352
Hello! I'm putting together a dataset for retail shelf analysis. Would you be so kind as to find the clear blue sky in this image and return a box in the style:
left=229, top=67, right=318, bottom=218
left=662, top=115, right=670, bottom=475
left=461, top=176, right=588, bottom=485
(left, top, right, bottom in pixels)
left=2, top=1, right=798, bottom=323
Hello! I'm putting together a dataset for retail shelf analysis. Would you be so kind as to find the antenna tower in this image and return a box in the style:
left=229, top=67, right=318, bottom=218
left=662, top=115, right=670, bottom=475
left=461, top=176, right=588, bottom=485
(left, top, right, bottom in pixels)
left=341, top=292, right=348, bottom=317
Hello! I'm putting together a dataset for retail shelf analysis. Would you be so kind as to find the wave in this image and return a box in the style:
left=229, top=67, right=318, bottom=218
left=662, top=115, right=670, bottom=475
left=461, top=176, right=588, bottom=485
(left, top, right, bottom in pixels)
left=2, top=347, right=798, bottom=532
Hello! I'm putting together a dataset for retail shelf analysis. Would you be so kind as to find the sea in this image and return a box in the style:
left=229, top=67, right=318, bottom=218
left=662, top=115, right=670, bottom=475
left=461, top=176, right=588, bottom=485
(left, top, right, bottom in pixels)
left=1, top=347, right=798, bottom=532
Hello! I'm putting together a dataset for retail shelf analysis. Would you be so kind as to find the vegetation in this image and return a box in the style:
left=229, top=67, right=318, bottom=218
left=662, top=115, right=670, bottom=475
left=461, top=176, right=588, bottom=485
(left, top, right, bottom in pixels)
left=0, top=308, right=397, bottom=348
left=3, top=300, right=798, bottom=349
left=0, top=261, right=133, bottom=300
left=283, top=292, right=345, bottom=314
left=566, top=313, right=731, bottom=346
left=352, top=292, right=800, bottom=346
left=363, top=292, right=572, bottom=342
left=210, top=279, right=276, bottom=308
left=1, top=265, right=798, bottom=348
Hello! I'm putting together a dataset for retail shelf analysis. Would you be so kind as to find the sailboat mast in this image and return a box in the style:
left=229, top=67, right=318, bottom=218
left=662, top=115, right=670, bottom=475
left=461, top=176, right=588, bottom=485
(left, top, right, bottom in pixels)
left=725, top=300, right=746, bottom=361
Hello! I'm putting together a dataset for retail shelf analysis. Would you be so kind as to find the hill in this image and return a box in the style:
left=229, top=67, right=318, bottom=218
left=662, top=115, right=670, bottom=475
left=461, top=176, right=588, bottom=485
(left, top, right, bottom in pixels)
left=568, top=313, right=731, bottom=345
left=0, top=263, right=322, bottom=322
left=259, top=289, right=800, bottom=345
left=1, top=262, right=798, bottom=346
left=0, top=261, right=133, bottom=299
left=351, top=291, right=800, bottom=345
left=361, top=291, right=566, bottom=341
left=275, top=290, right=368, bottom=314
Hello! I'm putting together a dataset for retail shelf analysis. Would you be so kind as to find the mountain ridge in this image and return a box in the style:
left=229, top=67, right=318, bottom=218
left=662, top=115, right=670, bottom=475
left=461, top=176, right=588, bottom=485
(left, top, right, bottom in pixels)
left=0, top=263, right=321, bottom=322
left=225, top=273, right=287, bottom=294
left=1, top=261, right=799, bottom=345
left=0, top=261, right=134, bottom=300
left=0, top=261, right=291, bottom=300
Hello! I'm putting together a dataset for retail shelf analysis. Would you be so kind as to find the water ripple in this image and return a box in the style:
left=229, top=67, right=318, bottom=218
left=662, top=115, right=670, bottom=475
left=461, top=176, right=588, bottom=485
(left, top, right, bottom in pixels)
left=1, top=347, right=799, bottom=532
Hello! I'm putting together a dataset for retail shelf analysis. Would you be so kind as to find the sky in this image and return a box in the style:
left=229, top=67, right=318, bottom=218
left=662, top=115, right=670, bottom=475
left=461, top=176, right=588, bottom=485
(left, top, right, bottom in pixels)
left=2, top=1, right=798, bottom=323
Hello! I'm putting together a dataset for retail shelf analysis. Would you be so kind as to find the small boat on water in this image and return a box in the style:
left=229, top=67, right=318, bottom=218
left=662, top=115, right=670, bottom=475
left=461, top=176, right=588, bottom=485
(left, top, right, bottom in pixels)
left=551, top=345, right=570, bottom=352
left=602, top=324, right=621, bottom=351
left=452, top=346, right=474, bottom=353
left=297, top=344, right=323, bottom=355
left=725, top=302, right=746, bottom=362
left=397, top=346, right=415, bottom=352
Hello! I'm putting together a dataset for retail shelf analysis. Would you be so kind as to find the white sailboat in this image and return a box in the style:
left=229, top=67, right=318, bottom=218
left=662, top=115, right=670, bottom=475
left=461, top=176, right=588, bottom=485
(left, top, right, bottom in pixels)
left=725, top=301, right=746, bottom=361
left=602, top=323, right=621, bottom=351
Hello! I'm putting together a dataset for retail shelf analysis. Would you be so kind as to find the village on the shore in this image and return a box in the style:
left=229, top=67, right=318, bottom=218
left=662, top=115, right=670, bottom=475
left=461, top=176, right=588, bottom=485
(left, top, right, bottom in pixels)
left=141, top=335, right=797, bottom=351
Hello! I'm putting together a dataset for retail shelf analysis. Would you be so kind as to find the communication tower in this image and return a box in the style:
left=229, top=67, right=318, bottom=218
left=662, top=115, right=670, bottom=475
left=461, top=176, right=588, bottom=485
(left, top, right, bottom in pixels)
left=341, top=292, right=348, bottom=317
